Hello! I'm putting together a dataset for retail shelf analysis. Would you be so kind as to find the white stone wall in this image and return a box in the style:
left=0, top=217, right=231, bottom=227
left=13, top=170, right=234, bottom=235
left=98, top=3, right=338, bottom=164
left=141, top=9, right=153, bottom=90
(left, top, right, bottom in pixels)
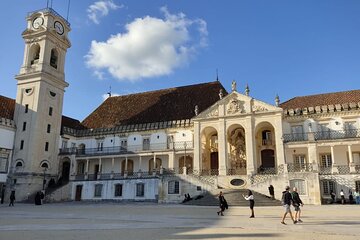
left=72, top=178, right=159, bottom=201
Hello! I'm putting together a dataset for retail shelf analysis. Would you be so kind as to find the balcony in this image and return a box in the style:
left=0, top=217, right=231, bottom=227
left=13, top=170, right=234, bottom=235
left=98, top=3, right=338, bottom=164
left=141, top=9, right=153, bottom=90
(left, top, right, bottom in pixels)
left=287, top=163, right=313, bottom=172
left=59, top=141, right=193, bottom=157
left=283, top=129, right=360, bottom=143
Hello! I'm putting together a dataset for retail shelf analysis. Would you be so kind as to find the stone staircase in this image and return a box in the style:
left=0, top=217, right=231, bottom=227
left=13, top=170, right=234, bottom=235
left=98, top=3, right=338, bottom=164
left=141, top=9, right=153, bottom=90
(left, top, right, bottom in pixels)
left=183, top=188, right=281, bottom=206
left=44, top=182, right=72, bottom=203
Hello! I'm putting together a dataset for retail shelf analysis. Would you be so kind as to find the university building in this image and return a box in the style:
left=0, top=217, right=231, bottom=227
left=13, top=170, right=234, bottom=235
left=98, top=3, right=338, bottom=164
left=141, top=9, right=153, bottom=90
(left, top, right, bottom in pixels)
left=1, top=7, right=360, bottom=205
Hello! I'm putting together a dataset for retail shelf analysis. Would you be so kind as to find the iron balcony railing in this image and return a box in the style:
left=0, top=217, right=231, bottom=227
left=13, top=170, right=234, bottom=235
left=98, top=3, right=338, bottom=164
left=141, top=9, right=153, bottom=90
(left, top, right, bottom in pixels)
left=59, top=141, right=193, bottom=156
left=287, top=163, right=313, bottom=172
left=283, top=129, right=360, bottom=142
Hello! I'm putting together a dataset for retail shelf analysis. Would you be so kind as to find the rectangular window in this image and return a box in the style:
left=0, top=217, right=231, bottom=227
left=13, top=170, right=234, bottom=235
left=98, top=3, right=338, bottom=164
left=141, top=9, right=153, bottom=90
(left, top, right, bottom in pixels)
left=45, top=142, right=49, bottom=151
left=20, top=140, right=24, bottom=150
left=49, top=107, right=53, bottom=116
left=291, top=125, right=304, bottom=141
left=168, top=181, right=180, bottom=194
left=114, top=184, right=123, bottom=197
left=22, top=122, right=27, bottom=131
left=77, top=162, right=85, bottom=174
left=290, top=179, right=306, bottom=195
left=0, top=156, right=8, bottom=173
left=319, top=124, right=330, bottom=139
left=344, top=121, right=357, bottom=137
left=322, top=180, right=335, bottom=195
left=320, top=154, right=332, bottom=167
left=136, top=183, right=145, bottom=197
left=61, top=140, right=68, bottom=149
left=143, top=138, right=150, bottom=150
left=47, top=124, right=51, bottom=133
left=94, top=184, right=103, bottom=197
left=25, top=104, right=29, bottom=113
left=97, top=142, right=103, bottom=151
left=294, top=155, right=306, bottom=170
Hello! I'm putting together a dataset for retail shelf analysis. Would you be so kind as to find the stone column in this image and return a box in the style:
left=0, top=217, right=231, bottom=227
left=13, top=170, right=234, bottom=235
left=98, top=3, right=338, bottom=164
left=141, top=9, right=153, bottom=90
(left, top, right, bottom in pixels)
left=348, top=145, right=356, bottom=173
left=138, top=155, right=142, bottom=177
left=98, top=158, right=102, bottom=179
left=85, top=159, right=89, bottom=180
left=168, top=152, right=175, bottom=169
left=245, top=116, right=255, bottom=175
left=125, top=156, right=128, bottom=177
left=274, top=116, right=287, bottom=173
left=111, top=157, right=114, bottom=179
left=308, top=143, right=319, bottom=172
left=331, top=146, right=339, bottom=174
left=218, top=119, right=227, bottom=175
left=153, top=153, right=157, bottom=176
left=193, top=122, right=201, bottom=174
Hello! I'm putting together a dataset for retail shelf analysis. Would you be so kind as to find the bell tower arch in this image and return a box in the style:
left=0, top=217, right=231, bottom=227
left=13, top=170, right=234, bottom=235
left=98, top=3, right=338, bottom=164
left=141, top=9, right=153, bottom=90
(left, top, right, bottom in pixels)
left=11, top=8, right=71, bottom=200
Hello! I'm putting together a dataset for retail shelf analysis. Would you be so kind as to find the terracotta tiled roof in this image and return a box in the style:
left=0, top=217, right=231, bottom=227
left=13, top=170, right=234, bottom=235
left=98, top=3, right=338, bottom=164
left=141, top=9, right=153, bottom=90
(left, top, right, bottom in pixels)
left=61, top=116, right=87, bottom=130
left=0, top=95, right=15, bottom=120
left=280, top=89, right=360, bottom=110
left=81, top=81, right=227, bottom=129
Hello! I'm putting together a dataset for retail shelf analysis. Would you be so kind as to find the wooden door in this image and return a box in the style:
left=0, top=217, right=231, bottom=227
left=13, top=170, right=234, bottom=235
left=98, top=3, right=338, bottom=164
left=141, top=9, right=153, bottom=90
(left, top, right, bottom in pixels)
left=75, top=185, right=82, bottom=201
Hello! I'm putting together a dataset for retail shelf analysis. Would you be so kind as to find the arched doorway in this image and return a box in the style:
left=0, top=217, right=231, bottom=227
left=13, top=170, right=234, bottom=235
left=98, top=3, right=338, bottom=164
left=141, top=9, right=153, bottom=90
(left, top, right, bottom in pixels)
left=178, top=155, right=193, bottom=174
left=149, top=158, right=162, bottom=173
left=62, top=161, right=70, bottom=182
left=227, top=124, right=246, bottom=175
left=201, top=126, right=219, bottom=175
left=121, top=159, right=134, bottom=176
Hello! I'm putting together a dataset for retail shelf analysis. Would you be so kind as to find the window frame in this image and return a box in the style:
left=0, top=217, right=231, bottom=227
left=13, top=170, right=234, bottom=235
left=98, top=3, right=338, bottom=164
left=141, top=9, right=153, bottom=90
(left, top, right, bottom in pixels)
left=168, top=180, right=180, bottom=194
left=94, top=184, right=103, bottom=197
left=289, top=179, right=307, bottom=195
left=136, top=183, right=145, bottom=197
left=114, top=184, right=123, bottom=197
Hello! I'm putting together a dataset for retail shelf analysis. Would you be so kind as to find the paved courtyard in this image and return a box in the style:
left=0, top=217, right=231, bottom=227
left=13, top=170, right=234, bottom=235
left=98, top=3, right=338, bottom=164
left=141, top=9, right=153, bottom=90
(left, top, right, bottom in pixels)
left=0, top=202, right=359, bottom=240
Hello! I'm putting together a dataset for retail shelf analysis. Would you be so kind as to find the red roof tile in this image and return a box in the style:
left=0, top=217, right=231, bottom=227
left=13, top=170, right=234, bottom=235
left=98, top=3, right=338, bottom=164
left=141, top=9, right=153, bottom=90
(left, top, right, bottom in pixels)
left=280, top=89, right=360, bottom=110
left=81, top=81, right=227, bottom=129
left=0, top=95, right=15, bottom=120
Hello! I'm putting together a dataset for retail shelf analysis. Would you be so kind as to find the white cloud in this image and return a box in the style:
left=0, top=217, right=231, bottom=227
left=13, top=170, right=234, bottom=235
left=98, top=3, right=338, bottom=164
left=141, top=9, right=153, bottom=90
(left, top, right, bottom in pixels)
left=86, top=7, right=208, bottom=81
left=87, top=0, right=122, bottom=24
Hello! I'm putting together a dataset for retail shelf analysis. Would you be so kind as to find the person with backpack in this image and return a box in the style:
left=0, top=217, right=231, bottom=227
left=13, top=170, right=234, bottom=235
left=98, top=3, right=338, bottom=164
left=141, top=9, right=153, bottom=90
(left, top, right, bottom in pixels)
left=291, top=187, right=304, bottom=222
left=281, top=186, right=297, bottom=225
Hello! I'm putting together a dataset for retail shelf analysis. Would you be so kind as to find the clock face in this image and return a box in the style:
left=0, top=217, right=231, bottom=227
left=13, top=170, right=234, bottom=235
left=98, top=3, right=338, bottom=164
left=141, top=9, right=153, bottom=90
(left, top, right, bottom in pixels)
left=32, top=17, right=44, bottom=29
left=54, top=21, right=64, bottom=35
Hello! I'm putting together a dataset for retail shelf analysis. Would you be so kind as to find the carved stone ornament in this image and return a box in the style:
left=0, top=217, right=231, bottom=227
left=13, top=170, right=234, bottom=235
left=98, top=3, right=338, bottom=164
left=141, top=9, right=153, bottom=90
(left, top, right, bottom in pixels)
left=227, top=99, right=243, bottom=114
left=252, top=105, right=268, bottom=112
left=206, top=108, right=219, bottom=117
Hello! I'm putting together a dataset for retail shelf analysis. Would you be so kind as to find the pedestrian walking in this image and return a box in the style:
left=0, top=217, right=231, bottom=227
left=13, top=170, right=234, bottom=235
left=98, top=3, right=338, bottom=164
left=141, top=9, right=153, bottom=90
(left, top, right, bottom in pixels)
left=9, top=191, right=15, bottom=207
left=281, top=186, right=296, bottom=225
left=330, top=190, right=336, bottom=204
left=243, top=190, right=255, bottom=218
left=291, top=187, right=303, bottom=222
left=340, top=189, right=345, bottom=204
left=354, top=189, right=360, bottom=204
left=217, top=191, right=228, bottom=216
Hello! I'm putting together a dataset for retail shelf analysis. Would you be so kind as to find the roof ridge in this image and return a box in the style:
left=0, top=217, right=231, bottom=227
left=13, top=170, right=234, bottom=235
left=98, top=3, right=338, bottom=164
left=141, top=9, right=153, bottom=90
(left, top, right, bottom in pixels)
left=288, top=89, right=360, bottom=100
left=110, top=81, right=222, bottom=99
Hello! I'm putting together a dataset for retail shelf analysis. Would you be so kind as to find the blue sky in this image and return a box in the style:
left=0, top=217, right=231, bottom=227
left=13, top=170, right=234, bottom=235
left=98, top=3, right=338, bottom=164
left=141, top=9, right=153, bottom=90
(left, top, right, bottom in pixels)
left=1, top=0, right=360, bottom=121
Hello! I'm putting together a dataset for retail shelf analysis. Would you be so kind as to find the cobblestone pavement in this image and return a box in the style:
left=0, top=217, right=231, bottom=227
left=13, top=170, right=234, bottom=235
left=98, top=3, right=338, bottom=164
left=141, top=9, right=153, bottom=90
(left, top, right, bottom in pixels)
left=0, top=203, right=359, bottom=240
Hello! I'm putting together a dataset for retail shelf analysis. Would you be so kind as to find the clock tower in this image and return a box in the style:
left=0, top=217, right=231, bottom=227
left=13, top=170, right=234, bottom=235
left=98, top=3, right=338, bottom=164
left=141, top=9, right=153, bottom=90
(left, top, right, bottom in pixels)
left=11, top=8, right=71, bottom=200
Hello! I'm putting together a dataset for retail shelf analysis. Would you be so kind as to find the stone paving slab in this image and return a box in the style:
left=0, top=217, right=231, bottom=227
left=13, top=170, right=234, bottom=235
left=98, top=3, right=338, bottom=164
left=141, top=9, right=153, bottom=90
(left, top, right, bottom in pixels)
left=0, top=203, right=359, bottom=240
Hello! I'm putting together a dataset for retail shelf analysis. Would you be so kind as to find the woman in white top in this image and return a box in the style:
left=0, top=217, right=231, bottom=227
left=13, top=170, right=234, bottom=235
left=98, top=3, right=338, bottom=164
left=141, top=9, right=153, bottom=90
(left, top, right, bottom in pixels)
left=243, top=190, right=255, bottom=218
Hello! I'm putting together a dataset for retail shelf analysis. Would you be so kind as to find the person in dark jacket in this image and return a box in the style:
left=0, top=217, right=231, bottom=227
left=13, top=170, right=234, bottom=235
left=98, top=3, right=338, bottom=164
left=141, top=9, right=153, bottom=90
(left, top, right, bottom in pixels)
left=243, top=190, right=255, bottom=218
left=291, top=187, right=304, bottom=222
left=268, top=185, right=275, bottom=199
left=281, top=186, right=296, bottom=225
left=35, top=191, right=42, bottom=205
left=217, top=191, right=228, bottom=216
left=9, top=191, right=15, bottom=207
